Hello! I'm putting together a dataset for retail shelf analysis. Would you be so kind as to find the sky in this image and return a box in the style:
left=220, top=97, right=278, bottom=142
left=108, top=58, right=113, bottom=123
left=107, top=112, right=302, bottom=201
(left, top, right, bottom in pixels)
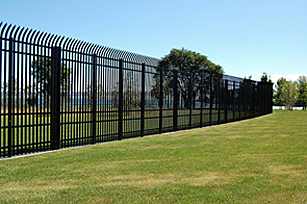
left=1, top=0, right=306, bottom=82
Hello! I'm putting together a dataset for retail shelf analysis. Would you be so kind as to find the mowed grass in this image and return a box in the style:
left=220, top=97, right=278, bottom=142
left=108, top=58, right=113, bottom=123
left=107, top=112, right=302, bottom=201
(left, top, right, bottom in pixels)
left=0, top=109, right=223, bottom=147
left=0, top=111, right=306, bottom=203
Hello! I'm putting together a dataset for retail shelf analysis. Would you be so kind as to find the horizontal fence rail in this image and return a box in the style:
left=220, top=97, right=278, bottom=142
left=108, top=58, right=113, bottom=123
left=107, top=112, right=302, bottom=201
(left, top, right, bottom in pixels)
left=0, top=22, right=273, bottom=158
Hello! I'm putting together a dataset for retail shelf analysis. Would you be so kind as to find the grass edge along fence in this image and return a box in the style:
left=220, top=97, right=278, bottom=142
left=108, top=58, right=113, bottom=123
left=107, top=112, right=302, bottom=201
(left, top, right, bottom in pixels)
left=0, top=22, right=273, bottom=158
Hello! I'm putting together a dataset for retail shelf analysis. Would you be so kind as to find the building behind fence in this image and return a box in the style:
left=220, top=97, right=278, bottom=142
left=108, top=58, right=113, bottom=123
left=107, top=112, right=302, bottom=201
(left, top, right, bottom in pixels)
left=0, top=22, right=273, bottom=158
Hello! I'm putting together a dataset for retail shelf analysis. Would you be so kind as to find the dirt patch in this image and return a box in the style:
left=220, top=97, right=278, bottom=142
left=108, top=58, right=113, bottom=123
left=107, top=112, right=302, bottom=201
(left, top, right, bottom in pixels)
left=4, top=180, right=78, bottom=191
left=226, top=135, right=244, bottom=139
left=141, top=144, right=166, bottom=150
left=102, top=173, right=175, bottom=189
left=185, top=172, right=230, bottom=186
left=268, top=164, right=305, bottom=177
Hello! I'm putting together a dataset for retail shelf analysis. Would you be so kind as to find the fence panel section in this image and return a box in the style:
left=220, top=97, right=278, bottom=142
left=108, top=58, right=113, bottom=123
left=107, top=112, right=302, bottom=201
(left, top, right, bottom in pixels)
left=1, top=31, right=53, bottom=157
left=161, top=69, right=175, bottom=132
left=121, top=60, right=142, bottom=139
left=0, top=22, right=274, bottom=158
left=144, top=64, right=160, bottom=135
left=191, top=72, right=202, bottom=128
left=60, top=48, right=93, bottom=148
left=96, top=56, right=120, bottom=142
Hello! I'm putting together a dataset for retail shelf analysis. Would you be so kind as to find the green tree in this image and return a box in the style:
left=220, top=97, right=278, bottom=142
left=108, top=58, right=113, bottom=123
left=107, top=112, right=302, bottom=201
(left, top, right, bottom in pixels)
left=260, top=72, right=272, bottom=83
left=150, top=71, right=171, bottom=107
left=86, top=83, right=104, bottom=106
left=1, top=81, right=23, bottom=108
left=298, top=75, right=307, bottom=110
left=31, top=57, right=71, bottom=107
left=152, top=48, right=224, bottom=108
left=274, top=77, right=287, bottom=106
left=280, top=80, right=298, bottom=110
left=239, top=77, right=254, bottom=110
left=124, top=72, right=140, bottom=109
left=111, top=72, right=140, bottom=109
left=1, top=82, right=8, bottom=109
left=111, top=82, right=119, bottom=108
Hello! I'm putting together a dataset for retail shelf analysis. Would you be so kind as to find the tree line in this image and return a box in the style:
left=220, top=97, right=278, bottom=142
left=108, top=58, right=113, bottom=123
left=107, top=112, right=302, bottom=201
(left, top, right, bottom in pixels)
left=151, top=48, right=223, bottom=108
left=3, top=48, right=282, bottom=111
left=274, top=76, right=307, bottom=110
left=111, top=48, right=224, bottom=109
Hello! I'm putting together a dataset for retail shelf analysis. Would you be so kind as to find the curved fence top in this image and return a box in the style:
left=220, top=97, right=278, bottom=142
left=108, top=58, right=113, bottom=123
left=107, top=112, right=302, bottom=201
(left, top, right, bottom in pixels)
left=0, top=22, right=160, bottom=67
left=223, top=74, right=245, bottom=83
left=0, top=22, right=254, bottom=83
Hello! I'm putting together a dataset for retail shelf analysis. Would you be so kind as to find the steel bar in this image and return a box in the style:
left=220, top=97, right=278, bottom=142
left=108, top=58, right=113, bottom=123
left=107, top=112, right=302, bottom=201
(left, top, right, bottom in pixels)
left=51, top=47, right=61, bottom=150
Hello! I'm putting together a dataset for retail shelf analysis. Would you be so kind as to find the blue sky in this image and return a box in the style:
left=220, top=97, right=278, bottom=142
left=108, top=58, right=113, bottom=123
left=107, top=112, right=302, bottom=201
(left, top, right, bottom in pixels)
left=1, top=0, right=306, bottom=82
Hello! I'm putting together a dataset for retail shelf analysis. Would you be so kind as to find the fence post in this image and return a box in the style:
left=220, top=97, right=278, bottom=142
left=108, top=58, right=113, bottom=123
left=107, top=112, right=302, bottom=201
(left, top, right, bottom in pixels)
left=224, top=80, right=228, bottom=123
left=252, top=82, right=256, bottom=117
left=266, top=83, right=269, bottom=113
left=200, top=73, right=204, bottom=127
left=118, top=59, right=123, bottom=140
left=209, top=74, right=213, bottom=126
left=240, top=81, right=246, bottom=120
left=173, top=70, right=178, bottom=131
left=267, top=84, right=270, bottom=113
left=233, top=81, right=235, bottom=122
left=159, top=68, right=163, bottom=134
left=141, top=63, right=145, bottom=137
left=270, top=83, right=273, bottom=113
left=189, top=72, right=193, bottom=128
left=262, top=83, right=265, bottom=114
left=247, top=82, right=250, bottom=118
left=246, top=82, right=249, bottom=118
left=258, top=83, right=261, bottom=116
left=209, top=75, right=213, bottom=126
left=264, top=83, right=267, bottom=114
left=255, top=83, right=257, bottom=116
left=239, top=82, right=242, bottom=119
left=91, top=54, right=97, bottom=144
left=8, top=38, right=14, bottom=157
left=266, top=84, right=268, bottom=113
left=261, top=82, right=266, bottom=115
left=260, top=83, right=262, bottom=115
left=218, top=77, right=221, bottom=124
left=262, top=84, right=264, bottom=114
left=249, top=81, right=253, bottom=118
left=51, top=47, right=61, bottom=150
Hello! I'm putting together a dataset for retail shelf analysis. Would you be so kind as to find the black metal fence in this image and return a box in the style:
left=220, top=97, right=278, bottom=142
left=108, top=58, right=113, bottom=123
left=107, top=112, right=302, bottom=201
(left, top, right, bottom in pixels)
left=0, top=22, right=273, bottom=158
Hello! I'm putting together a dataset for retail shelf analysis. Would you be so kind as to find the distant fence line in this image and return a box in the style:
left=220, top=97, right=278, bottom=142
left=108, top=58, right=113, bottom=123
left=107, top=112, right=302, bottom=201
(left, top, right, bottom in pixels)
left=0, top=22, right=273, bottom=158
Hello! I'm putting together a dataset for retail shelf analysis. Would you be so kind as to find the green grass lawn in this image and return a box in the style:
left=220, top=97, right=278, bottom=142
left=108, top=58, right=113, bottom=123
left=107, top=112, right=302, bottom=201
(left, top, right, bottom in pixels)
left=1, top=109, right=228, bottom=149
left=0, top=110, right=306, bottom=203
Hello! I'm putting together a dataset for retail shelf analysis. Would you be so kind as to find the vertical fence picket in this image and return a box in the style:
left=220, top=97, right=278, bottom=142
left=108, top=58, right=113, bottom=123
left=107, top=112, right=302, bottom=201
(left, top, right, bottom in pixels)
left=200, top=73, right=204, bottom=127
left=0, top=33, right=2, bottom=157
left=252, top=82, right=256, bottom=117
left=261, top=83, right=264, bottom=115
left=118, top=59, right=123, bottom=140
left=173, top=70, right=178, bottom=131
left=189, top=72, right=193, bottom=129
left=218, top=77, right=221, bottom=124
left=270, top=83, right=273, bottom=113
left=8, top=38, right=14, bottom=157
left=224, top=80, right=228, bottom=123
left=91, top=54, right=97, bottom=144
left=159, top=68, right=163, bottom=134
left=209, top=75, right=213, bottom=126
left=239, top=82, right=242, bottom=119
left=51, top=47, right=61, bottom=150
left=141, top=63, right=145, bottom=137
left=233, top=81, right=235, bottom=122
left=251, top=82, right=253, bottom=117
